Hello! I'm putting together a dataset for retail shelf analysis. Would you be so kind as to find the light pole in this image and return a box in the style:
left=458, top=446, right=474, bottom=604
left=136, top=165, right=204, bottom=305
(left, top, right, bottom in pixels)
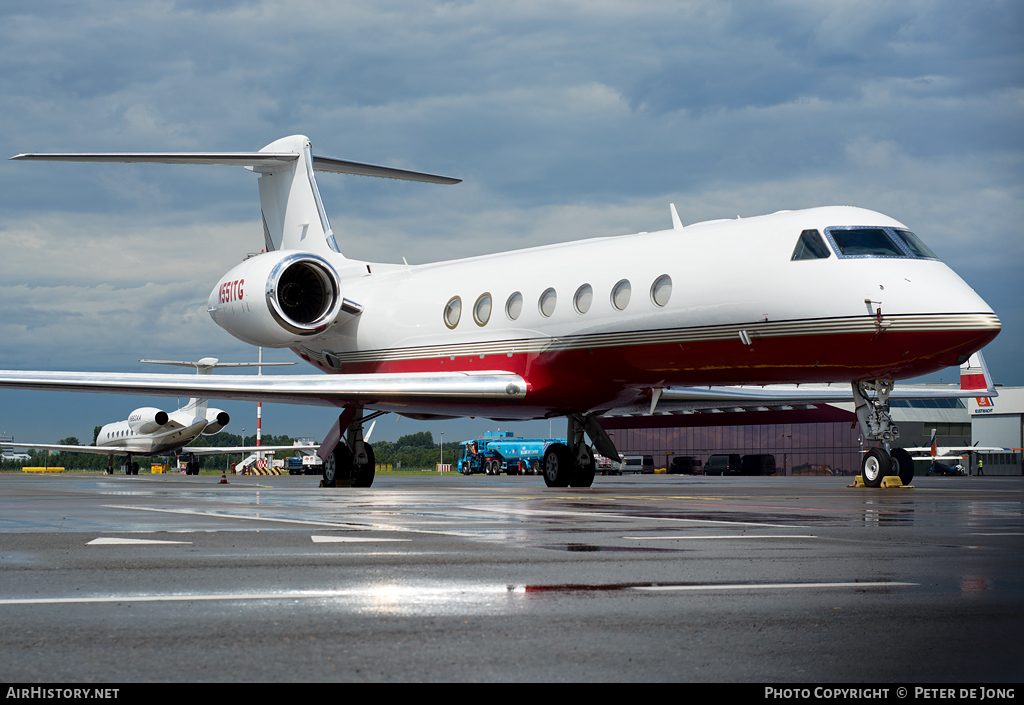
left=440, top=432, right=444, bottom=472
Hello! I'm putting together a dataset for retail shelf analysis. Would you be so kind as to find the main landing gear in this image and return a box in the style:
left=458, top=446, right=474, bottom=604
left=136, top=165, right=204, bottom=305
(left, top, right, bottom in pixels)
left=122, top=455, right=140, bottom=475
left=853, top=380, right=914, bottom=487
left=542, top=414, right=619, bottom=488
left=321, top=407, right=380, bottom=488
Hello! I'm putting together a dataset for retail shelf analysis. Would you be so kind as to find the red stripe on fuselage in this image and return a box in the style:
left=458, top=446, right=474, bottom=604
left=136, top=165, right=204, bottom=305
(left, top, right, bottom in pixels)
left=293, top=326, right=997, bottom=415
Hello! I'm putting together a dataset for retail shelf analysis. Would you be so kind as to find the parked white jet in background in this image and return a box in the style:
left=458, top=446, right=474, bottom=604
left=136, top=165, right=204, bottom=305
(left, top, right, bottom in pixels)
left=1, top=135, right=1001, bottom=489
left=6, top=358, right=312, bottom=474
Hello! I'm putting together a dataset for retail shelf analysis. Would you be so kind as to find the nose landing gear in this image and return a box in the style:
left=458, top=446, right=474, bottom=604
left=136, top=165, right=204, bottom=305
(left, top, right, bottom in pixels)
left=853, top=381, right=914, bottom=487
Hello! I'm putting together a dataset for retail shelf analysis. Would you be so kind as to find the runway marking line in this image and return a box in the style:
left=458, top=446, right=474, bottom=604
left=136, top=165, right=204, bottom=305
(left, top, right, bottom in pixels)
left=0, top=581, right=918, bottom=606
left=633, top=581, right=917, bottom=591
left=469, top=505, right=801, bottom=528
left=87, top=537, right=192, bottom=545
left=311, top=536, right=410, bottom=543
left=624, top=534, right=818, bottom=540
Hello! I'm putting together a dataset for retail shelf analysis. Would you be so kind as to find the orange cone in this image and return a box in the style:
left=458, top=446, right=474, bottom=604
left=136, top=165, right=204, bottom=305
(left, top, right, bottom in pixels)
left=220, top=471, right=228, bottom=484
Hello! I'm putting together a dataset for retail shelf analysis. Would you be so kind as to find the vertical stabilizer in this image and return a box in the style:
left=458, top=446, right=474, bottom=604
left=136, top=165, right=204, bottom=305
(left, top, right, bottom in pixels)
left=255, top=135, right=343, bottom=257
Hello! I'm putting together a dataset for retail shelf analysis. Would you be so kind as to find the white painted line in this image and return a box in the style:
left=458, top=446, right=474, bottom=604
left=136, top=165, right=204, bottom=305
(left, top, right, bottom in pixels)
left=311, top=536, right=410, bottom=543
left=105, top=505, right=361, bottom=529
left=468, top=505, right=801, bottom=528
left=87, top=538, right=192, bottom=545
left=623, top=535, right=817, bottom=540
left=105, top=505, right=478, bottom=538
left=634, top=581, right=917, bottom=592
left=970, top=532, right=1024, bottom=536
left=0, top=591, right=349, bottom=606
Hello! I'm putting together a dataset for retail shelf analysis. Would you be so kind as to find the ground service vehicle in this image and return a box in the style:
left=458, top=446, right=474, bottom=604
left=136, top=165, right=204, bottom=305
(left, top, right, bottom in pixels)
left=457, top=432, right=564, bottom=475
left=621, top=455, right=655, bottom=474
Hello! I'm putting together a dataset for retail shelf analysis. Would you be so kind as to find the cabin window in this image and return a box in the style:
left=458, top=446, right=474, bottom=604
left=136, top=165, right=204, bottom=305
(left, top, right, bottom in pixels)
left=443, top=296, right=462, bottom=329
left=891, top=229, right=939, bottom=259
left=506, top=292, right=523, bottom=320
left=473, top=293, right=492, bottom=326
left=791, top=230, right=831, bottom=260
left=827, top=228, right=904, bottom=257
left=611, top=279, right=631, bottom=310
left=539, top=288, right=557, bottom=317
left=574, top=284, right=593, bottom=314
left=650, top=275, right=672, bottom=307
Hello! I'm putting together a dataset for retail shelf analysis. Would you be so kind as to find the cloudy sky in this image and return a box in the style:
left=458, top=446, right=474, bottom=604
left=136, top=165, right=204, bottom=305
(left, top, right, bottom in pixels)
left=0, top=0, right=1021, bottom=446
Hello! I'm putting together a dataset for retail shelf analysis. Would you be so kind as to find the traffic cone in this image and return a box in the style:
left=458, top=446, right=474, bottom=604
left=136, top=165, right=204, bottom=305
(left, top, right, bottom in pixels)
left=220, top=471, right=228, bottom=484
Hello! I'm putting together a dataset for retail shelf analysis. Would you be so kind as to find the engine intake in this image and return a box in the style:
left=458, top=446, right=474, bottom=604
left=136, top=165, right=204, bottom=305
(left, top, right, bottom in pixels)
left=208, top=251, right=358, bottom=348
left=267, top=255, right=341, bottom=335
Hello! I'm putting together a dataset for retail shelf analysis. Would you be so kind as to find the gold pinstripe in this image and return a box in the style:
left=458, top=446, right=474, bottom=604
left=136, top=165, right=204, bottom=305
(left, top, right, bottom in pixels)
left=302, top=313, right=1000, bottom=366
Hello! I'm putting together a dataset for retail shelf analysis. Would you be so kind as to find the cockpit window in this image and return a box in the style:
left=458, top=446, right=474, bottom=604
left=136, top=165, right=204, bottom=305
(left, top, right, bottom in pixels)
left=827, top=228, right=904, bottom=257
left=891, top=230, right=938, bottom=259
left=791, top=229, right=831, bottom=260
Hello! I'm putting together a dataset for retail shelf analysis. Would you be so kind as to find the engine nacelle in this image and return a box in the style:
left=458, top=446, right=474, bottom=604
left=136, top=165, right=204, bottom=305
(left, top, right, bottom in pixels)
left=127, top=407, right=170, bottom=434
left=207, top=251, right=360, bottom=348
left=202, top=409, right=231, bottom=435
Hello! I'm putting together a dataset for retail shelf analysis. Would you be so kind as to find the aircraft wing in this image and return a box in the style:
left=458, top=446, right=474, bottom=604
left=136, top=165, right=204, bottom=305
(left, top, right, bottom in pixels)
left=3, top=443, right=118, bottom=456
left=0, top=370, right=527, bottom=408
left=613, top=352, right=996, bottom=417
left=902, top=446, right=1009, bottom=456
left=181, top=444, right=318, bottom=456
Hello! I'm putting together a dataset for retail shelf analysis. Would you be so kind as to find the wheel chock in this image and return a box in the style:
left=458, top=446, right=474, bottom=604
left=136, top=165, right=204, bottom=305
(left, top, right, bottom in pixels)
left=881, top=476, right=910, bottom=488
left=848, top=475, right=866, bottom=488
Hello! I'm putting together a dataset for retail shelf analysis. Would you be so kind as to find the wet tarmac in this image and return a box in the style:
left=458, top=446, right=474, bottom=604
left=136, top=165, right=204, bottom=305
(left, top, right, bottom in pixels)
left=0, top=472, right=1021, bottom=682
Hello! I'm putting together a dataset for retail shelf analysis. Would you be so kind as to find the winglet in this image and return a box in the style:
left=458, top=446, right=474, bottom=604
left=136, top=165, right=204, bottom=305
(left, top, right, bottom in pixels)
left=960, top=352, right=995, bottom=394
left=669, top=203, right=683, bottom=230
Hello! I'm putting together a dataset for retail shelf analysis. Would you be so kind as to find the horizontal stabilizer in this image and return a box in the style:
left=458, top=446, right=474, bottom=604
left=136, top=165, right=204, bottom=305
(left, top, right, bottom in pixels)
left=11, top=151, right=461, bottom=184
left=10, top=152, right=299, bottom=167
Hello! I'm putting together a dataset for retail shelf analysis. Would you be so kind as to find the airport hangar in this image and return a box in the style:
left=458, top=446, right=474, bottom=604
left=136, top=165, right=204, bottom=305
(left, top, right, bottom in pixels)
left=600, top=385, right=1024, bottom=476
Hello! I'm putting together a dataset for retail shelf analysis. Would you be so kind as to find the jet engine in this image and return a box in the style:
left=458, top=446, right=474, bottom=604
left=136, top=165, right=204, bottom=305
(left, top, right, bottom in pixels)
left=207, top=251, right=361, bottom=348
left=202, top=409, right=231, bottom=435
left=127, top=408, right=170, bottom=434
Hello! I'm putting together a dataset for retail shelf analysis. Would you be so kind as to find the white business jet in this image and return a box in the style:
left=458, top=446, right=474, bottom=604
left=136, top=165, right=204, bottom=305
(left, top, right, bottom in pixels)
left=5, top=358, right=311, bottom=474
left=1, top=135, right=1000, bottom=488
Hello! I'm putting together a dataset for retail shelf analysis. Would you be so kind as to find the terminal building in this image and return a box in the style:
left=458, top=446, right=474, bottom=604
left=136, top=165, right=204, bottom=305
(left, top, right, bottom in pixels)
left=602, top=386, right=1024, bottom=476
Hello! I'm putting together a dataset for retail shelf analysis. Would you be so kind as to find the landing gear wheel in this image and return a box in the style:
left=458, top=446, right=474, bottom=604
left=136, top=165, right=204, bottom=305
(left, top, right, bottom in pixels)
left=351, top=443, right=376, bottom=488
left=890, top=448, right=914, bottom=486
left=543, top=443, right=574, bottom=488
left=570, top=447, right=596, bottom=488
left=321, top=444, right=353, bottom=488
left=862, top=448, right=891, bottom=488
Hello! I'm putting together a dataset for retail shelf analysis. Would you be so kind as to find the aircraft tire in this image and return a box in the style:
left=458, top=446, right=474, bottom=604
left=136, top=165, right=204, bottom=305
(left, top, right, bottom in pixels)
left=890, top=448, right=914, bottom=485
left=322, top=444, right=353, bottom=488
left=570, top=447, right=596, bottom=488
left=862, top=448, right=891, bottom=488
left=351, top=443, right=375, bottom=488
left=543, top=443, right=574, bottom=488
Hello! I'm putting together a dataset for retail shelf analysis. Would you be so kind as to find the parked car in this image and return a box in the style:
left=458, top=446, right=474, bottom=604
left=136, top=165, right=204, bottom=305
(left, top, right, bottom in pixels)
left=741, top=454, right=776, bottom=476
left=669, top=456, right=701, bottom=475
left=703, top=454, right=741, bottom=476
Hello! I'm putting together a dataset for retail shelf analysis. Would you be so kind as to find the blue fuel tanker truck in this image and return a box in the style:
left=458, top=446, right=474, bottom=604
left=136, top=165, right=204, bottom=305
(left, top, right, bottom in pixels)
left=457, top=431, right=565, bottom=475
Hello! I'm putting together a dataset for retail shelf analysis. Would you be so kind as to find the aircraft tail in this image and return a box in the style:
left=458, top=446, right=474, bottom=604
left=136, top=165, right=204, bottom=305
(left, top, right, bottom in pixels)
left=11, top=136, right=460, bottom=258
